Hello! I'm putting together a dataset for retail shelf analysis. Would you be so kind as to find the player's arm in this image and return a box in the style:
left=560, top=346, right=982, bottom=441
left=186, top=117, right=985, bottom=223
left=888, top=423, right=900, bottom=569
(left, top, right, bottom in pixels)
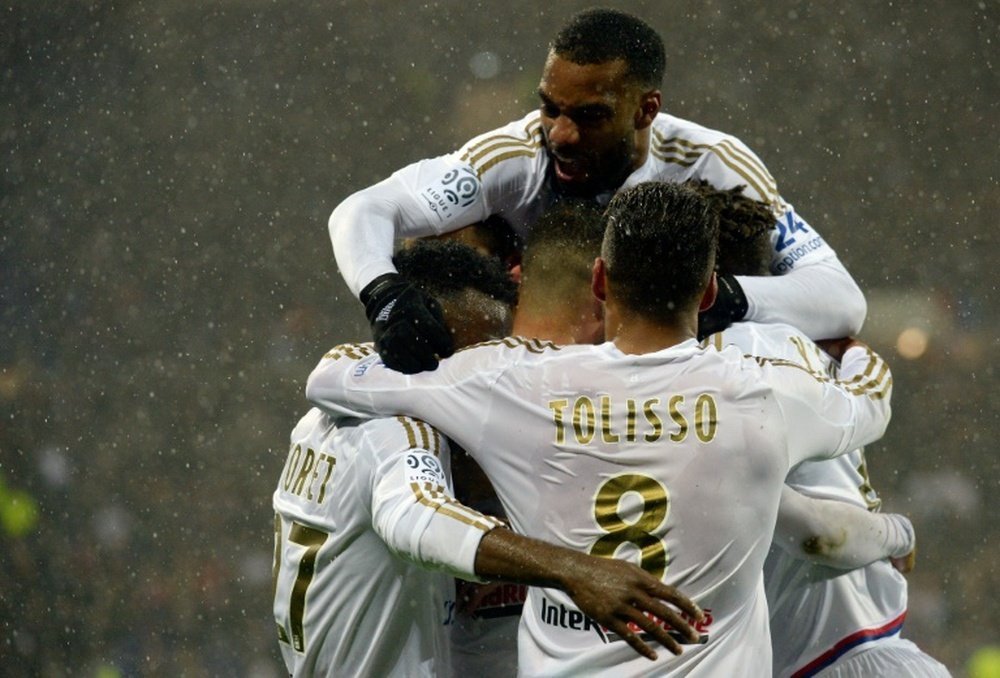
left=306, top=340, right=505, bottom=450
left=329, top=156, right=493, bottom=372
left=367, top=424, right=705, bottom=661
left=368, top=427, right=504, bottom=580
left=474, top=528, right=704, bottom=660
left=773, top=485, right=915, bottom=569
left=763, top=339, right=892, bottom=467
left=738, top=250, right=867, bottom=339
left=694, top=141, right=867, bottom=339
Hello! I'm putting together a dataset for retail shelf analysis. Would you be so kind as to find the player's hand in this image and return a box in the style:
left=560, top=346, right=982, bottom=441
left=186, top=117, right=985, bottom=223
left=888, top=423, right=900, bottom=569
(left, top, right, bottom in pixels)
left=888, top=514, right=916, bottom=574
left=891, top=547, right=916, bottom=574
left=360, top=273, right=455, bottom=373
left=815, top=336, right=865, bottom=362
left=560, top=555, right=704, bottom=661
left=697, top=274, right=748, bottom=339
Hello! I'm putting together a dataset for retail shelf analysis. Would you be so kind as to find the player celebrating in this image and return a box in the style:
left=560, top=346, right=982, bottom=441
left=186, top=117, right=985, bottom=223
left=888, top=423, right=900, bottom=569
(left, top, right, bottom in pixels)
left=307, top=182, right=893, bottom=676
left=328, top=7, right=867, bottom=373
left=693, top=181, right=949, bottom=678
left=273, top=240, right=702, bottom=677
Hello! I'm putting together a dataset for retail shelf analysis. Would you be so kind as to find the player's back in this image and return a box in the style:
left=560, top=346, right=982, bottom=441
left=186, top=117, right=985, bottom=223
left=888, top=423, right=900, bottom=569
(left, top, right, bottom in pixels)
left=464, top=340, right=805, bottom=676
left=708, top=322, right=908, bottom=677
left=272, top=408, right=454, bottom=678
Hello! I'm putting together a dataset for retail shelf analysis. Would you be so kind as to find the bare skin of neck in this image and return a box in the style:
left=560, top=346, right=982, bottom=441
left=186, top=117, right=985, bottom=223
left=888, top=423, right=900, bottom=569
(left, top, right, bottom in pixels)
left=513, top=306, right=603, bottom=346
left=601, top=298, right=698, bottom=355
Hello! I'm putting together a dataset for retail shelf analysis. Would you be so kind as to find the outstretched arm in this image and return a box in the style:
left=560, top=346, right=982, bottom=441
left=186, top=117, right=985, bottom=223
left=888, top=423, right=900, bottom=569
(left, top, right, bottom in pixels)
left=774, top=486, right=915, bottom=570
left=739, top=256, right=867, bottom=339
left=474, top=528, right=704, bottom=661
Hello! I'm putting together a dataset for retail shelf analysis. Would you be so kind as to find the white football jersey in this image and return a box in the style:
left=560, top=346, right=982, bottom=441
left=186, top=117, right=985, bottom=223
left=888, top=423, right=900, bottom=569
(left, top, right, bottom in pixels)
left=273, top=406, right=502, bottom=678
left=307, top=337, right=892, bottom=676
left=330, top=111, right=864, bottom=338
left=706, top=322, right=908, bottom=678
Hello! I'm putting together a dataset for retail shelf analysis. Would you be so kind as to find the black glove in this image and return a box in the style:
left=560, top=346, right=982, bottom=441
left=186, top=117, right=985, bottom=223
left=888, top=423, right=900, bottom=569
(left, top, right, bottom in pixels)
left=360, top=273, right=455, bottom=373
left=697, top=274, right=749, bottom=340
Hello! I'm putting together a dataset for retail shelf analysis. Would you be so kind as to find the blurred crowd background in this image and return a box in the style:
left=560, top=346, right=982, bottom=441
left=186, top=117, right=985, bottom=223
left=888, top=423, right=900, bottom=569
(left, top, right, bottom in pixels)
left=2, top=1, right=997, bottom=675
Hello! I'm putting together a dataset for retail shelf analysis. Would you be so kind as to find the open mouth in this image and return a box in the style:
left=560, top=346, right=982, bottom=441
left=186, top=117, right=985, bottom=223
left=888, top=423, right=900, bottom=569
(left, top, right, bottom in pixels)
left=552, top=157, right=587, bottom=183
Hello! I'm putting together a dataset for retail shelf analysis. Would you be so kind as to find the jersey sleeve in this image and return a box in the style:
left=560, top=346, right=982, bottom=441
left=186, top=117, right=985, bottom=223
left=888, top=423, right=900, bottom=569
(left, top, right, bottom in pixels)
left=329, top=155, right=492, bottom=296
left=329, top=115, right=544, bottom=297
left=690, top=138, right=867, bottom=338
left=305, top=339, right=515, bottom=453
left=366, top=420, right=504, bottom=581
left=738, top=205, right=868, bottom=338
left=759, top=344, right=892, bottom=468
left=773, top=485, right=915, bottom=569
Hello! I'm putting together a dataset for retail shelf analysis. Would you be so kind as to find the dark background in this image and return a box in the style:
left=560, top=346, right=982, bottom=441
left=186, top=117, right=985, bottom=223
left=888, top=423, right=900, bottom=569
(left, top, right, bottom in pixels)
left=2, top=1, right=997, bottom=675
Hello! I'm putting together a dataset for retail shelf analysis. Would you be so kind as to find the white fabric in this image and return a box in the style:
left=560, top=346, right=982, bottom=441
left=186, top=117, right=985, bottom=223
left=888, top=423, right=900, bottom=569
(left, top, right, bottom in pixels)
left=773, top=486, right=914, bottom=569
left=272, top=407, right=501, bottom=678
left=329, top=111, right=866, bottom=337
left=706, top=321, right=932, bottom=678
left=306, top=337, right=892, bottom=676
left=815, top=638, right=951, bottom=678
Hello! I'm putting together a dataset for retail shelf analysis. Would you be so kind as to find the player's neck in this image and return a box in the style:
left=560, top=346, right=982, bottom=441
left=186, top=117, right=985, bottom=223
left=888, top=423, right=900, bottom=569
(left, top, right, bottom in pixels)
left=513, top=314, right=589, bottom=346
left=632, top=126, right=652, bottom=173
left=603, top=303, right=697, bottom=354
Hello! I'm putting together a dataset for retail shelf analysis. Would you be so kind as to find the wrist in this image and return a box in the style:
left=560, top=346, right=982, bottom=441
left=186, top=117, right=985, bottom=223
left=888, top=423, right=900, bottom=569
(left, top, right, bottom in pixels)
left=360, top=272, right=403, bottom=307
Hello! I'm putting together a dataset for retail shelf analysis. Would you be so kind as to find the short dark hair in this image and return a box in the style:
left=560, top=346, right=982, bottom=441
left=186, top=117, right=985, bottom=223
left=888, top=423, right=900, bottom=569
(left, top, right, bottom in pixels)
left=522, top=200, right=604, bottom=277
left=393, top=240, right=518, bottom=307
left=519, top=200, right=605, bottom=308
left=685, top=180, right=776, bottom=277
left=551, top=8, right=665, bottom=89
left=602, top=182, right=718, bottom=323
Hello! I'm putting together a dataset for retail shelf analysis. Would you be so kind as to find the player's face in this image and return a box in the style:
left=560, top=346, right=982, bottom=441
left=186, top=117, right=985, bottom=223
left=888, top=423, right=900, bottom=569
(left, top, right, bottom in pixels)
left=538, top=52, right=646, bottom=197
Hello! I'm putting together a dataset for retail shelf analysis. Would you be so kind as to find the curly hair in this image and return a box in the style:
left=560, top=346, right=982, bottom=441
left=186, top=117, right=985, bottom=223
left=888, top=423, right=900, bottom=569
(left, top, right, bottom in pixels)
left=551, top=8, right=665, bottom=89
left=684, top=180, right=776, bottom=277
left=393, top=239, right=518, bottom=307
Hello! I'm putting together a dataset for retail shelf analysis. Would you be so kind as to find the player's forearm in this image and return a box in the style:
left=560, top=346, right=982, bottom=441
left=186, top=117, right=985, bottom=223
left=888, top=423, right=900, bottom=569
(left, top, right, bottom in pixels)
left=739, top=257, right=867, bottom=339
left=375, top=491, right=502, bottom=580
left=775, top=486, right=914, bottom=569
left=329, top=192, right=399, bottom=298
left=473, top=528, right=586, bottom=588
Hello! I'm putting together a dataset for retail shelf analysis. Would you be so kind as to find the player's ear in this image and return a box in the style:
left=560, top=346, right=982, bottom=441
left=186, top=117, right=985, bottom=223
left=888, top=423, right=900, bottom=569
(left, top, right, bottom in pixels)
left=699, top=272, right=718, bottom=312
left=592, top=257, right=607, bottom=302
left=634, top=90, right=661, bottom=130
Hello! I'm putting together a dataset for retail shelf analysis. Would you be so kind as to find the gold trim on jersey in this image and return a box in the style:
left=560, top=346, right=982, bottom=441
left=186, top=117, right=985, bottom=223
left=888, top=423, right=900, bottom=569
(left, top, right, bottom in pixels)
left=457, top=335, right=562, bottom=355
left=788, top=336, right=827, bottom=377
left=460, top=120, right=544, bottom=178
left=322, top=342, right=376, bottom=360
left=409, top=481, right=504, bottom=532
left=395, top=416, right=442, bottom=456
left=751, top=350, right=892, bottom=400
left=651, top=129, right=782, bottom=209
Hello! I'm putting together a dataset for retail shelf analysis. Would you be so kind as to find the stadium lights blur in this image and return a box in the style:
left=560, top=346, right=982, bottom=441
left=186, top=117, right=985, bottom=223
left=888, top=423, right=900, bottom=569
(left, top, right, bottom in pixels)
left=896, top=327, right=929, bottom=360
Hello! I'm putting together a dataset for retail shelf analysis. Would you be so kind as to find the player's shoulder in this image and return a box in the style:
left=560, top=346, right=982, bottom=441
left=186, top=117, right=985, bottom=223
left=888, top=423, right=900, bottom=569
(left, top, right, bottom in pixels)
left=359, top=414, right=449, bottom=458
left=456, top=334, right=567, bottom=362
left=651, top=112, right=739, bottom=147
left=705, top=321, right=809, bottom=355
left=289, top=407, right=335, bottom=445
left=454, top=111, right=546, bottom=178
left=320, top=341, right=377, bottom=361
left=649, top=113, right=780, bottom=207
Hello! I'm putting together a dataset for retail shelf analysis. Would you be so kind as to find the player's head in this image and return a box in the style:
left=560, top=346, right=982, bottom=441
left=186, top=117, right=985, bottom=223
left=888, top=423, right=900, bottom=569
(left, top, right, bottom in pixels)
left=685, top=180, right=776, bottom=277
left=393, top=240, right=518, bottom=348
left=598, top=182, right=719, bottom=324
left=516, top=200, right=606, bottom=344
left=417, top=215, right=523, bottom=275
left=539, top=8, right=664, bottom=197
